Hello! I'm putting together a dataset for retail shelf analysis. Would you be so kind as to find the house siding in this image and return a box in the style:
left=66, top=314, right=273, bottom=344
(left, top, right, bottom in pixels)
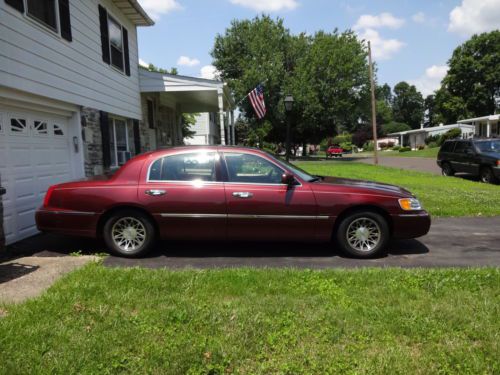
left=0, top=0, right=142, bottom=119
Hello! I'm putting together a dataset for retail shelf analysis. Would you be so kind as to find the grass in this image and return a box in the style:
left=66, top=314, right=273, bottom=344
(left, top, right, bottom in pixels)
left=0, top=264, right=499, bottom=374
left=379, top=147, right=440, bottom=158
left=296, top=162, right=500, bottom=217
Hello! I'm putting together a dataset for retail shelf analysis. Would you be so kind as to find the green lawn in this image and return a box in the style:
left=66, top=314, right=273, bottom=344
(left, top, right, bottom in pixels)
left=380, top=147, right=440, bottom=158
left=0, top=264, right=499, bottom=374
left=296, top=162, right=500, bottom=217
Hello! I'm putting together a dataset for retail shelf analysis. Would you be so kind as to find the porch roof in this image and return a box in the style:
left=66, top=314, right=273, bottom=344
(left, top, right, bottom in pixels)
left=388, top=123, right=475, bottom=137
left=139, top=69, right=234, bottom=113
left=113, top=0, right=155, bottom=26
left=457, top=114, right=499, bottom=124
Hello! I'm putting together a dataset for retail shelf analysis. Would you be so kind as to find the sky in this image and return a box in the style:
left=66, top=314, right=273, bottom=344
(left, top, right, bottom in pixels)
left=136, top=0, right=500, bottom=97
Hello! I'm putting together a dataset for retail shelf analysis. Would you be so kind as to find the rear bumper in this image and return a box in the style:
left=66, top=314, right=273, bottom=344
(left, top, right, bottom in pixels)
left=35, top=208, right=99, bottom=238
left=391, top=211, right=431, bottom=239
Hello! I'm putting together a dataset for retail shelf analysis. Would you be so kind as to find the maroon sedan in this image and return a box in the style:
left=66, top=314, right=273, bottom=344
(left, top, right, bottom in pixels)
left=36, top=146, right=430, bottom=258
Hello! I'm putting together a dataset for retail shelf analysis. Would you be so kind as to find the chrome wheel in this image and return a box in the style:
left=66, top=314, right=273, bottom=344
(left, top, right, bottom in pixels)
left=111, top=217, right=146, bottom=252
left=346, top=217, right=381, bottom=252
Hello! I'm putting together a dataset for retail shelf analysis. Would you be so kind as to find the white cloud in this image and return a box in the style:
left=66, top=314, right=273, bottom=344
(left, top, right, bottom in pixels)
left=354, top=12, right=405, bottom=30
left=139, top=58, right=149, bottom=67
left=357, top=28, right=405, bottom=60
left=448, top=0, right=500, bottom=36
left=177, top=56, right=200, bottom=67
left=412, top=12, right=425, bottom=23
left=200, top=65, right=219, bottom=80
left=230, top=0, right=298, bottom=12
left=138, top=0, right=182, bottom=21
left=409, top=65, right=449, bottom=97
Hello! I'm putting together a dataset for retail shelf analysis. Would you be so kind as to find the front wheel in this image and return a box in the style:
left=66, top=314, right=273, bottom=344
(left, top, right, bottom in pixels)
left=103, top=210, right=156, bottom=257
left=480, top=167, right=497, bottom=184
left=336, top=211, right=389, bottom=258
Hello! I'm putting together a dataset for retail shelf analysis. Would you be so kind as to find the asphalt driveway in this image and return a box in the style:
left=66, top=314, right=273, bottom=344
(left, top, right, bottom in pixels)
left=3, top=216, right=499, bottom=269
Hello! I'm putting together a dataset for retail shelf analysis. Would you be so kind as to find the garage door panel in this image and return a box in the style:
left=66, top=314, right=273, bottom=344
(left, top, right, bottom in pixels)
left=1, top=108, right=75, bottom=245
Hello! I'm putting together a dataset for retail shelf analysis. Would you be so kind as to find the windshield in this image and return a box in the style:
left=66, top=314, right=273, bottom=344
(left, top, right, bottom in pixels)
left=475, top=140, right=500, bottom=153
left=266, top=152, right=317, bottom=182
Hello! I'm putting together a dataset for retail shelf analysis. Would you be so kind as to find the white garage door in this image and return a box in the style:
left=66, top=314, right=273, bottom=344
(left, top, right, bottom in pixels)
left=0, top=108, right=74, bottom=244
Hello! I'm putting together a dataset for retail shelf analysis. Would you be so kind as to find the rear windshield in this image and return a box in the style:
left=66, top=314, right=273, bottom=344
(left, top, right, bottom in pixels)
left=440, top=142, right=455, bottom=152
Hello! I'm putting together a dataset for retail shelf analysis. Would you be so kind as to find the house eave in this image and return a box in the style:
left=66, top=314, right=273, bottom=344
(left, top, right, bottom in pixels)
left=113, top=0, right=155, bottom=26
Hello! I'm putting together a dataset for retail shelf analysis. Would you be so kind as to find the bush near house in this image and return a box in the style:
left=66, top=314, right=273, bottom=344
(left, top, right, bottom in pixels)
left=399, top=146, right=411, bottom=152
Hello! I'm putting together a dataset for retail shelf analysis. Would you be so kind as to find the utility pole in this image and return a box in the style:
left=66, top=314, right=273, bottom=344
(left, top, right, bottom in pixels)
left=368, top=41, right=379, bottom=165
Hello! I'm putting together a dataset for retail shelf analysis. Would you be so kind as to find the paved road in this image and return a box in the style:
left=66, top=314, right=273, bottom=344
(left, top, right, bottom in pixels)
left=4, top=217, right=498, bottom=270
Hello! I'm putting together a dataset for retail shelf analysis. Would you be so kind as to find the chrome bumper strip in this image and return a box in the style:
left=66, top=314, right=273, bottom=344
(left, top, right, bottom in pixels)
left=38, top=210, right=96, bottom=216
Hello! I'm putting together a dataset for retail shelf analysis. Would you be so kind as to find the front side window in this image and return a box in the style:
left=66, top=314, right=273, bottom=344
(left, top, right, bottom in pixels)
left=27, top=0, right=57, bottom=30
left=109, top=118, right=130, bottom=166
left=224, top=153, right=284, bottom=184
left=454, top=142, right=472, bottom=154
left=108, top=16, right=124, bottom=71
left=149, top=152, right=217, bottom=182
left=440, top=142, right=455, bottom=152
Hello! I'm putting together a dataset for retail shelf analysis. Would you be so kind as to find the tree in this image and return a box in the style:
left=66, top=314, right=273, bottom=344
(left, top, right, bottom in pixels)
left=381, top=122, right=411, bottom=135
left=211, top=16, right=371, bottom=146
left=424, top=95, right=438, bottom=127
left=392, top=82, right=424, bottom=129
left=435, top=30, right=500, bottom=122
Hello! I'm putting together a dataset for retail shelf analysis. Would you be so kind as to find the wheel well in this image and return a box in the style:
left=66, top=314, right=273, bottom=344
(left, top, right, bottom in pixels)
left=96, top=206, right=159, bottom=238
left=332, top=205, right=393, bottom=239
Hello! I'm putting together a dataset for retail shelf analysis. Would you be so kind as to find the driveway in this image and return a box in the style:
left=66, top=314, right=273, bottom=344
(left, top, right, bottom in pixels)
left=3, top=217, right=499, bottom=270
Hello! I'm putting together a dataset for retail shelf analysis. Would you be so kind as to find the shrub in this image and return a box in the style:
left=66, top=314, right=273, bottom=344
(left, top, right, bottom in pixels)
left=381, top=122, right=411, bottom=135
left=392, top=145, right=401, bottom=151
left=363, top=141, right=374, bottom=151
left=340, top=141, right=353, bottom=151
left=425, top=134, right=441, bottom=145
left=417, top=144, right=425, bottom=150
left=379, top=142, right=388, bottom=149
left=399, top=146, right=411, bottom=152
left=439, top=128, right=462, bottom=145
left=333, top=134, right=352, bottom=145
left=387, top=142, right=395, bottom=148
left=427, top=141, right=439, bottom=148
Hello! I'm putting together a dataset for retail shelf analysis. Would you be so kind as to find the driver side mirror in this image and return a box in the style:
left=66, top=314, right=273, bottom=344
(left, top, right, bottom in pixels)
left=281, top=172, right=295, bottom=186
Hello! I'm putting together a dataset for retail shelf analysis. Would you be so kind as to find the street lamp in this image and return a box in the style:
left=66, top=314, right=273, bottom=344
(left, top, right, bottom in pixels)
left=284, top=95, right=294, bottom=162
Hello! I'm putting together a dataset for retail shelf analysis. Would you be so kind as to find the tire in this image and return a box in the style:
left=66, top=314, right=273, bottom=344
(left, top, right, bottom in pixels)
left=441, top=162, right=454, bottom=177
left=336, top=211, right=390, bottom=258
left=480, top=166, right=497, bottom=184
left=103, top=210, right=156, bottom=257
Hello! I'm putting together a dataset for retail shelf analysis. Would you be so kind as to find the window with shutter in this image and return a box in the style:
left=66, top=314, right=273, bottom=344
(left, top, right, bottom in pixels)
left=5, top=0, right=24, bottom=13
left=58, top=0, right=72, bottom=41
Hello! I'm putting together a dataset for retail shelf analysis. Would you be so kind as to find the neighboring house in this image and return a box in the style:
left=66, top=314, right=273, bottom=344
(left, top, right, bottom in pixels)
left=139, top=69, right=235, bottom=149
left=0, top=0, right=154, bottom=246
left=184, top=113, right=220, bottom=145
left=389, top=124, right=475, bottom=150
left=457, top=114, right=499, bottom=138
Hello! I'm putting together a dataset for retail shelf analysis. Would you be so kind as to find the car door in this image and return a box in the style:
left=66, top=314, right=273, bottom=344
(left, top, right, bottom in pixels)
left=222, top=151, right=317, bottom=242
left=138, top=150, right=226, bottom=240
left=450, top=141, right=467, bottom=173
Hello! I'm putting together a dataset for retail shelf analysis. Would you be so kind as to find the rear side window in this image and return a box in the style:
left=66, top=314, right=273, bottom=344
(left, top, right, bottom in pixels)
left=440, top=142, right=455, bottom=152
left=454, top=142, right=472, bottom=153
left=148, top=152, right=217, bottom=182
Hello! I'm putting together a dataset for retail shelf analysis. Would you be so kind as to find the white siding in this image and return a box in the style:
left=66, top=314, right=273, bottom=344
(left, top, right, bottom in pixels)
left=0, top=0, right=142, bottom=119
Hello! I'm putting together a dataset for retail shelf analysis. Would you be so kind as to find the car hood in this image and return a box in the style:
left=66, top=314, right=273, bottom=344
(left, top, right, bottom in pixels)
left=315, top=176, right=414, bottom=197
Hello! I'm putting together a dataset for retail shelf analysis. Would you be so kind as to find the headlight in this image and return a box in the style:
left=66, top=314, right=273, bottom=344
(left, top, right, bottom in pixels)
left=398, top=198, right=422, bottom=211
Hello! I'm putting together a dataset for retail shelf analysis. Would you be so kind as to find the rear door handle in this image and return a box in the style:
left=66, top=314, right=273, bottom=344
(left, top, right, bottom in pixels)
left=232, top=192, right=253, bottom=198
left=145, top=189, right=166, bottom=196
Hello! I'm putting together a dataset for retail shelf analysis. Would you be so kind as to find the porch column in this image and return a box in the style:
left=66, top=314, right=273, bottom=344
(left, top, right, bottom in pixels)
left=486, top=120, right=491, bottom=138
left=230, top=110, right=235, bottom=145
left=218, top=89, right=225, bottom=145
left=400, top=134, right=403, bottom=146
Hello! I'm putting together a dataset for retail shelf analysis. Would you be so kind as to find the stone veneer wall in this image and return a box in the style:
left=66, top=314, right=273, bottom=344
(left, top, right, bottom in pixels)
left=0, top=174, right=4, bottom=251
left=81, top=107, right=104, bottom=177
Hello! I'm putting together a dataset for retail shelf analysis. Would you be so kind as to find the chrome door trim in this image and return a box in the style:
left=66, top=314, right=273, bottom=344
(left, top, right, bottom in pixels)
left=232, top=192, right=253, bottom=198
left=159, top=213, right=329, bottom=220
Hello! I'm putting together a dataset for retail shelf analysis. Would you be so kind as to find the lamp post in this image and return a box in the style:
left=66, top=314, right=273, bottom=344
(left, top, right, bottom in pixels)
left=284, top=95, right=294, bottom=162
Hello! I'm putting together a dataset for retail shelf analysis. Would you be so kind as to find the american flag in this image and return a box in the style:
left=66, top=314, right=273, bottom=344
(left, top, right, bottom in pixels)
left=248, top=84, right=266, bottom=119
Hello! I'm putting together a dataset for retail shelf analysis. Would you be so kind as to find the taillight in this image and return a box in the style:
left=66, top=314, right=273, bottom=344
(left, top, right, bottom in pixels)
left=497, top=160, right=500, bottom=167
left=43, top=186, right=56, bottom=208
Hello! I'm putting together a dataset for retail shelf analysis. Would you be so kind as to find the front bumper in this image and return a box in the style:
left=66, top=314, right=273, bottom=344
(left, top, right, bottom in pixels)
left=391, top=211, right=431, bottom=239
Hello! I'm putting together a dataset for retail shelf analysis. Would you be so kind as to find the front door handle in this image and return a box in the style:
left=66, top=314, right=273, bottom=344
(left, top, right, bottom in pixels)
left=232, top=192, right=253, bottom=198
left=145, top=189, right=166, bottom=196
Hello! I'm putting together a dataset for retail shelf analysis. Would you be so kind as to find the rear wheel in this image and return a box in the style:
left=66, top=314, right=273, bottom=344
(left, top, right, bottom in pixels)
left=441, top=162, right=454, bottom=177
left=336, top=211, right=389, bottom=258
left=103, top=210, right=155, bottom=257
left=480, top=166, right=497, bottom=184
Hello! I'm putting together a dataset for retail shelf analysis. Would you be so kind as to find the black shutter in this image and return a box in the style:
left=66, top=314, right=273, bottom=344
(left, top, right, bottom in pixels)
left=98, top=5, right=110, bottom=64
left=133, top=120, right=141, bottom=154
left=100, top=111, right=111, bottom=168
left=58, top=0, right=72, bottom=42
left=123, top=27, right=130, bottom=76
left=5, top=0, right=24, bottom=13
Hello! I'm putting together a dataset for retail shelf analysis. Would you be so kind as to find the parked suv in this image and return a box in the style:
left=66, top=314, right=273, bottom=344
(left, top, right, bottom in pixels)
left=437, top=138, right=500, bottom=183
